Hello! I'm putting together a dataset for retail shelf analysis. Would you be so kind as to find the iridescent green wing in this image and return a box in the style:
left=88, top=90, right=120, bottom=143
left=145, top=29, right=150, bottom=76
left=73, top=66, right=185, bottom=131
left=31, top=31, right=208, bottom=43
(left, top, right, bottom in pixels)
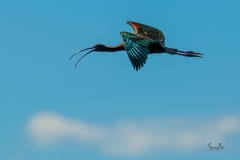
left=127, top=21, right=165, bottom=47
left=120, top=32, right=155, bottom=71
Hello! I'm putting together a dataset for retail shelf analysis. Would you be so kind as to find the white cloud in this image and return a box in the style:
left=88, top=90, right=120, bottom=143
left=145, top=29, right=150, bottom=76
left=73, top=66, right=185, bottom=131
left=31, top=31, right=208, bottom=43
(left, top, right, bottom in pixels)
left=26, top=112, right=240, bottom=156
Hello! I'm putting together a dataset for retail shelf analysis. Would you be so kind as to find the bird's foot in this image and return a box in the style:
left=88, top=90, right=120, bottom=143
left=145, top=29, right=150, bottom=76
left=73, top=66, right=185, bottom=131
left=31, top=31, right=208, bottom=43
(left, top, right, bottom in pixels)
left=183, top=51, right=204, bottom=58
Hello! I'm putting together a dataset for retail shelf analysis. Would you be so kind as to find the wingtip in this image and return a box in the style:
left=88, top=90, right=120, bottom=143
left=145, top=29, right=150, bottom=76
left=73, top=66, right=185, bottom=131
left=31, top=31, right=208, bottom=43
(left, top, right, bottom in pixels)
left=126, top=21, right=135, bottom=26
left=126, top=21, right=136, bottom=24
left=126, top=21, right=141, bottom=32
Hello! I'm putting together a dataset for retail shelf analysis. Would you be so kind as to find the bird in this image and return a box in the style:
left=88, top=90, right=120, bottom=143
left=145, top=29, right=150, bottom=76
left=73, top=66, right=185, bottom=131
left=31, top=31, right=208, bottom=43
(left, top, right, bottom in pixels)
left=70, top=21, right=203, bottom=71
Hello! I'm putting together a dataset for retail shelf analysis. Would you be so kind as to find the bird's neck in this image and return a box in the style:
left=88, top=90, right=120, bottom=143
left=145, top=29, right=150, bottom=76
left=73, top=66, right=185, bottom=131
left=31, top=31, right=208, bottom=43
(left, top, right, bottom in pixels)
left=104, top=43, right=125, bottom=52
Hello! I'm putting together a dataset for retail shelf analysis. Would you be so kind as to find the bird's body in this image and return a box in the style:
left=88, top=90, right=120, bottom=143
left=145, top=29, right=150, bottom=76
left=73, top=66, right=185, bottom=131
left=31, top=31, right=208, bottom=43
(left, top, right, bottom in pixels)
left=70, top=21, right=203, bottom=71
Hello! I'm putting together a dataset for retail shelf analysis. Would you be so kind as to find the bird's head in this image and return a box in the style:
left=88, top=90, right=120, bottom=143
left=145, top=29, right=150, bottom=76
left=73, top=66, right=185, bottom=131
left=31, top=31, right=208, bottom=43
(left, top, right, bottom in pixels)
left=69, top=44, right=108, bottom=67
left=93, top=44, right=107, bottom=51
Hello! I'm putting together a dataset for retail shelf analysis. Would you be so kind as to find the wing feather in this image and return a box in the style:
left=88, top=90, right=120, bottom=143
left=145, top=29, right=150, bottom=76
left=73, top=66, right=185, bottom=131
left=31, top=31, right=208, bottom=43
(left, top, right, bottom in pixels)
left=120, top=32, right=155, bottom=71
left=127, top=21, right=165, bottom=47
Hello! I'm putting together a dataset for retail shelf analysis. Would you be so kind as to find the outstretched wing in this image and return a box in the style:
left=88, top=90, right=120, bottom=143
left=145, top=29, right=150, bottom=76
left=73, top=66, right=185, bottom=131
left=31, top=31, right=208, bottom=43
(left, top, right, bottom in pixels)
left=120, top=32, right=155, bottom=71
left=127, top=21, right=165, bottom=47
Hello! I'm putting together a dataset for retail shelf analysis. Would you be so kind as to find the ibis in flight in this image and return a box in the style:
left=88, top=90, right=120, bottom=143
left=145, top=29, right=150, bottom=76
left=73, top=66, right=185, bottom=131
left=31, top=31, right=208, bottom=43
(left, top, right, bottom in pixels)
left=70, top=21, right=203, bottom=71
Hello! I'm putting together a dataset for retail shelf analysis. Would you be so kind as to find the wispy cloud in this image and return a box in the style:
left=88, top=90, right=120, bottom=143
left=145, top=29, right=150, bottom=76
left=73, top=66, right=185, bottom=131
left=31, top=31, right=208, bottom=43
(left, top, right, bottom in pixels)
left=26, top=112, right=240, bottom=156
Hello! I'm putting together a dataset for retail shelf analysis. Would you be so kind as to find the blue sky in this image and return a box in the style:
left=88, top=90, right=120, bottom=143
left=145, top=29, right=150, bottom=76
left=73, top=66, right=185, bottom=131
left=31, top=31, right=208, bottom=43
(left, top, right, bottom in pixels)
left=1, top=0, right=240, bottom=159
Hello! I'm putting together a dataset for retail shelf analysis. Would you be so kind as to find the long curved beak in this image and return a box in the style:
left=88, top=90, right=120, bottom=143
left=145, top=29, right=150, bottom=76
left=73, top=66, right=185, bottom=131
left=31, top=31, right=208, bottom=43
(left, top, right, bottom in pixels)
left=69, top=47, right=94, bottom=60
left=74, top=50, right=94, bottom=67
left=69, top=47, right=95, bottom=67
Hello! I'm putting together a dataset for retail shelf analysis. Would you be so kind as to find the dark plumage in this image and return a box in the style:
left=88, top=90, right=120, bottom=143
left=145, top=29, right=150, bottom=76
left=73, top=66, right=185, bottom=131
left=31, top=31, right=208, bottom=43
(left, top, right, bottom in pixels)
left=70, top=21, right=203, bottom=71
